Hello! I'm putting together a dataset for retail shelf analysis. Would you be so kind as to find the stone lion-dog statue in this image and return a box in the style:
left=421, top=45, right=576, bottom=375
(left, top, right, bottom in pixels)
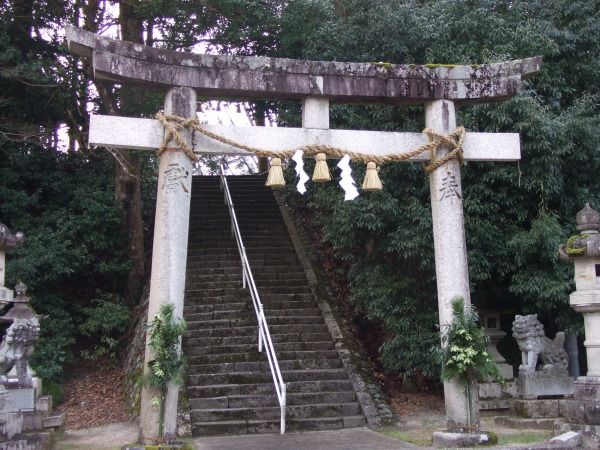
left=512, top=314, right=568, bottom=374
left=0, top=318, right=41, bottom=388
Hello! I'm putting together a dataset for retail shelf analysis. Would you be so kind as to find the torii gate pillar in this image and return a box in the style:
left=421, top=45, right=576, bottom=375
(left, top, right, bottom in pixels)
left=426, top=99, right=476, bottom=429
left=139, top=87, right=196, bottom=444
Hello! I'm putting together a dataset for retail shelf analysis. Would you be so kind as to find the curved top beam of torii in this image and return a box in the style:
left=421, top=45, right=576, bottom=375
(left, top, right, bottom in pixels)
left=66, top=26, right=541, bottom=106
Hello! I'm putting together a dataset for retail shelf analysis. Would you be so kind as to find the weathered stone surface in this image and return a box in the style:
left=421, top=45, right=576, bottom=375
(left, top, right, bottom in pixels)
left=42, top=412, right=65, bottom=428
left=138, top=86, right=196, bottom=445
left=35, top=395, right=52, bottom=415
left=432, top=430, right=495, bottom=448
left=510, top=399, right=561, bottom=418
left=66, top=26, right=541, bottom=106
left=8, top=388, right=35, bottom=411
left=495, top=415, right=556, bottom=430
left=427, top=99, right=479, bottom=431
left=549, top=431, right=581, bottom=447
left=89, top=114, right=522, bottom=161
left=479, top=382, right=502, bottom=399
left=21, top=410, right=43, bottom=431
left=0, top=411, right=23, bottom=440
left=565, top=399, right=587, bottom=423
left=575, top=377, right=600, bottom=400
left=479, top=381, right=519, bottom=411
left=517, top=374, right=574, bottom=399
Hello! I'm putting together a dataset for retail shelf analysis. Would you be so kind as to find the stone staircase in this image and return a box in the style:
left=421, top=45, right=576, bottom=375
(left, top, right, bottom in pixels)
left=183, top=174, right=368, bottom=436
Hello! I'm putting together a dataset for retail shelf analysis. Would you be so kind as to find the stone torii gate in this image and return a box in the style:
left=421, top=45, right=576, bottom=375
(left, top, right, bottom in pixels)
left=66, top=25, right=540, bottom=444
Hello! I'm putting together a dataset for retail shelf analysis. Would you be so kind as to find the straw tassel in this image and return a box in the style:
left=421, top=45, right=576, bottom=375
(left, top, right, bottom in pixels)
left=362, top=162, right=383, bottom=191
left=312, top=153, right=331, bottom=182
left=265, top=158, right=285, bottom=188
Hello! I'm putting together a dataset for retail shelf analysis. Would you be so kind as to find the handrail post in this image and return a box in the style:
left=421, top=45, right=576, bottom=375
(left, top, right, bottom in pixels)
left=258, top=304, right=264, bottom=352
left=280, top=383, right=287, bottom=434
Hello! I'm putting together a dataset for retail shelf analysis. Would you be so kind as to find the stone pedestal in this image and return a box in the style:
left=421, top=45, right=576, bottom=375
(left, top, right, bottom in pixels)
left=517, top=370, right=574, bottom=399
left=8, top=388, right=36, bottom=412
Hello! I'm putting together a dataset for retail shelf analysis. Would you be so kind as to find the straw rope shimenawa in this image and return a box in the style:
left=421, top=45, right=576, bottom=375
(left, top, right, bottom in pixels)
left=156, top=113, right=466, bottom=187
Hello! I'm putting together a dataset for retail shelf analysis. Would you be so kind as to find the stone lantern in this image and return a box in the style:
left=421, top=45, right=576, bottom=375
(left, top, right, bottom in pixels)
left=557, top=203, right=600, bottom=446
left=558, top=203, right=600, bottom=378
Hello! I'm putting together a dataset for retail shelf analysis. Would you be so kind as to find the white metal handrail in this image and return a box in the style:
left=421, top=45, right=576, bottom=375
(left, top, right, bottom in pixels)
left=219, top=166, right=287, bottom=434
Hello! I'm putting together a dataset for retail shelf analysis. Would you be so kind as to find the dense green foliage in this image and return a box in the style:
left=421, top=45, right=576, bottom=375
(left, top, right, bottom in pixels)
left=1, top=0, right=598, bottom=385
left=441, top=298, right=503, bottom=385
left=140, top=303, right=186, bottom=438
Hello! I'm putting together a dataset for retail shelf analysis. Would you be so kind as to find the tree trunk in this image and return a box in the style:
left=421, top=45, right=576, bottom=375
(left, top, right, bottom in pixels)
left=82, top=0, right=147, bottom=305
left=253, top=102, right=269, bottom=173
left=117, top=0, right=146, bottom=305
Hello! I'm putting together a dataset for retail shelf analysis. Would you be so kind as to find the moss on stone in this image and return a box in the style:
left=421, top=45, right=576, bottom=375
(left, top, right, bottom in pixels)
left=369, top=62, right=393, bottom=68
left=564, top=234, right=588, bottom=256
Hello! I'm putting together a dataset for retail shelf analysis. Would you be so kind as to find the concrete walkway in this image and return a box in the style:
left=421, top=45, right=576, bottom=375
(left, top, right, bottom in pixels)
left=193, top=428, right=419, bottom=449
left=57, top=423, right=419, bottom=449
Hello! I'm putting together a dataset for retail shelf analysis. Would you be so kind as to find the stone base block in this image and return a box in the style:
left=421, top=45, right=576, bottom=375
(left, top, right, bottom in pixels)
left=555, top=422, right=600, bottom=449
left=564, top=399, right=600, bottom=425
left=42, top=411, right=66, bottom=428
left=574, top=376, right=600, bottom=400
left=509, top=398, right=569, bottom=418
left=1, top=431, right=53, bottom=450
left=21, top=410, right=43, bottom=431
left=479, top=380, right=518, bottom=411
left=36, top=395, right=52, bottom=415
left=432, top=431, right=497, bottom=448
left=0, top=390, right=12, bottom=412
left=480, top=399, right=509, bottom=410
left=517, top=374, right=574, bottom=399
left=0, top=411, right=24, bottom=440
left=494, top=416, right=556, bottom=430
left=9, top=388, right=36, bottom=411
left=497, top=363, right=514, bottom=380
left=549, top=431, right=581, bottom=447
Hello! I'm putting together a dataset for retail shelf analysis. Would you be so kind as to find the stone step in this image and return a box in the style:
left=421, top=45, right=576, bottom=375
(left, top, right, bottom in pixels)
left=188, top=264, right=304, bottom=275
left=184, top=299, right=316, bottom=312
left=184, top=323, right=329, bottom=337
left=187, top=257, right=296, bottom=267
left=185, top=314, right=325, bottom=326
left=187, top=246, right=295, bottom=256
left=183, top=300, right=318, bottom=313
left=190, top=391, right=358, bottom=410
left=191, top=415, right=366, bottom=436
left=187, top=368, right=350, bottom=386
left=187, top=379, right=354, bottom=398
left=184, top=341, right=336, bottom=357
left=188, top=349, right=340, bottom=365
left=188, top=239, right=294, bottom=248
left=191, top=402, right=362, bottom=422
left=187, top=270, right=307, bottom=284
left=185, top=286, right=311, bottom=299
left=185, top=332, right=332, bottom=347
left=188, top=358, right=343, bottom=374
